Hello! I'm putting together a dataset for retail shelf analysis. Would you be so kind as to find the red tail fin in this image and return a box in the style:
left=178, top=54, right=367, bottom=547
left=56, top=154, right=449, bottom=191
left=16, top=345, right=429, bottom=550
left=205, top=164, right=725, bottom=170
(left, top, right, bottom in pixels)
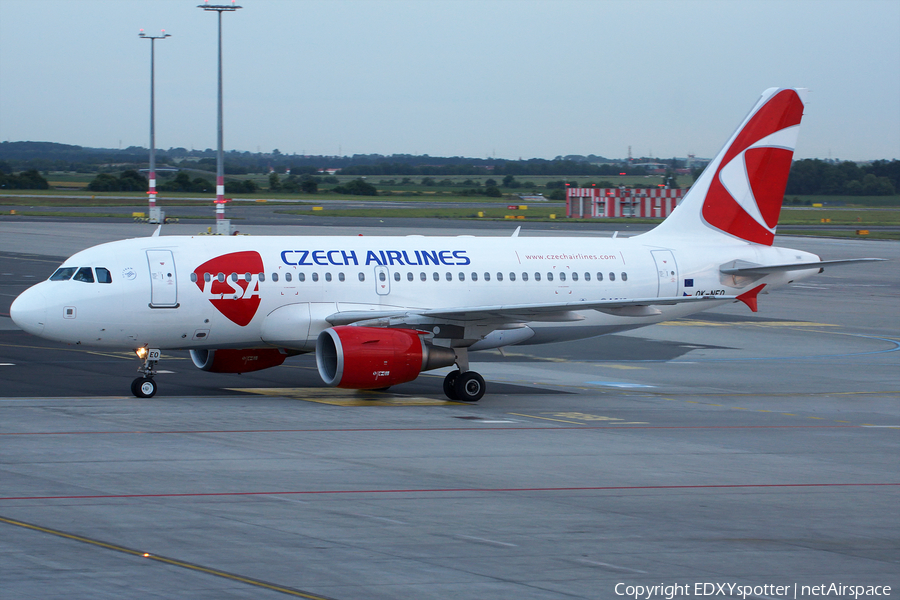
left=647, top=89, right=806, bottom=246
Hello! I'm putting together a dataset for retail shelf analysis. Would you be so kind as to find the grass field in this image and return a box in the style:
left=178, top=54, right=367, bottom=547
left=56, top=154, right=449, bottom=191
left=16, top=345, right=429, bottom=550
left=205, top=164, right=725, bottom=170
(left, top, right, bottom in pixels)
left=3, top=180, right=899, bottom=240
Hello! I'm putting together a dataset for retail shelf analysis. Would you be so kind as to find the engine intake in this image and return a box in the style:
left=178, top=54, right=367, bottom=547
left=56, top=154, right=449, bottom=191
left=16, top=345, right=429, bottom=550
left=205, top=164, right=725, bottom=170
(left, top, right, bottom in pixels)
left=316, top=326, right=456, bottom=389
left=190, top=348, right=288, bottom=374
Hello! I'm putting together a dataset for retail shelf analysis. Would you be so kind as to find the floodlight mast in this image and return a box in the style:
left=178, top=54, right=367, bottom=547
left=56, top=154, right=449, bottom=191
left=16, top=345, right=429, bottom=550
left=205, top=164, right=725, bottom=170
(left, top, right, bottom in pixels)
left=198, top=2, right=242, bottom=233
left=139, top=29, right=170, bottom=218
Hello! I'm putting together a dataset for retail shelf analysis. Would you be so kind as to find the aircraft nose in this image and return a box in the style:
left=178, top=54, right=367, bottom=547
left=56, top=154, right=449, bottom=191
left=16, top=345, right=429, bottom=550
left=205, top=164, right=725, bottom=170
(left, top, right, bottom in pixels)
left=10, top=285, right=47, bottom=336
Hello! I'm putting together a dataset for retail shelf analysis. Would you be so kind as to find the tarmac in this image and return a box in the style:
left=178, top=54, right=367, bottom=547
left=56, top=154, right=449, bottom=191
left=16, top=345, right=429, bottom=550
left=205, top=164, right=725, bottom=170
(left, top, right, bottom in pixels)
left=0, top=220, right=897, bottom=600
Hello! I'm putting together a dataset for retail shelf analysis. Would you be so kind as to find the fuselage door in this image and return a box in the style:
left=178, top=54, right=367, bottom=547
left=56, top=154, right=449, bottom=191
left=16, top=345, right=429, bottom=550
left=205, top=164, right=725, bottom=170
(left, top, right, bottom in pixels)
left=651, top=250, right=678, bottom=297
left=374, top=266, right=390, bottom=296
left=147, top=249, right=179, bottom=308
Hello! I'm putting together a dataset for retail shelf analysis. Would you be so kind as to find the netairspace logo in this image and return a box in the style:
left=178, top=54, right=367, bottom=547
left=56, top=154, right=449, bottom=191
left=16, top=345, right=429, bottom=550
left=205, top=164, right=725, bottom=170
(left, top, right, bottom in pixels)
left=614, top=582, right=892, bottom=599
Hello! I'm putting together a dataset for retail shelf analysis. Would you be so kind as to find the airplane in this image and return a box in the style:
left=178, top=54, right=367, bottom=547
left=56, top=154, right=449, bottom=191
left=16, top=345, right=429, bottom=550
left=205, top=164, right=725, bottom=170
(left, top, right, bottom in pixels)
left=10, top=88, right=884, bottom=401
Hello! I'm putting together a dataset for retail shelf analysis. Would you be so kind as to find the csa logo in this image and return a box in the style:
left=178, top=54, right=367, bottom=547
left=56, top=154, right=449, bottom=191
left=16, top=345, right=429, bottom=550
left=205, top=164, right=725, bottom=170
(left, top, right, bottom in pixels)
left=193, top=251, right=264, bottom=327
left=701, top=89, right=804, bottom=246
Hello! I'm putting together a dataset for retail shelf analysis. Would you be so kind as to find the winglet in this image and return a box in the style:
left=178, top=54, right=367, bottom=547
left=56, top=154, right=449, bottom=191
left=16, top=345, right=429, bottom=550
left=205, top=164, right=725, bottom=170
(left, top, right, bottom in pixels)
left=737, top=284, right=766, bottom=312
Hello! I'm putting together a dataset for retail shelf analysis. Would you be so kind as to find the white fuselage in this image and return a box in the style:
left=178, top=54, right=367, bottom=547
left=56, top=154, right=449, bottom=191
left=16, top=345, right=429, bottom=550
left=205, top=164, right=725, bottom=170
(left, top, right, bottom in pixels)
left=10, top=232, right=821, bottom=353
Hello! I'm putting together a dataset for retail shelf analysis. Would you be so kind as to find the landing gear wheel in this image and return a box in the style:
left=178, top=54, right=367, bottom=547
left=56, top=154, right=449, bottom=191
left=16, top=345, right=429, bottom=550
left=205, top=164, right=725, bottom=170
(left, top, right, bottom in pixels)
left=443, top=370, right=460, bottom=400
left=132, top=377, right=157, bottom=398
left=454, top=371, right=485, bottom=402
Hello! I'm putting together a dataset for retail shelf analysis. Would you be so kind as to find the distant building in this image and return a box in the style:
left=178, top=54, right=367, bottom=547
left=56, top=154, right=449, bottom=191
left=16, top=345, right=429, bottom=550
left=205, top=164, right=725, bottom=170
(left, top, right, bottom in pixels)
left=566, top=187, right=685, bottom=218
left=631, top=162, right=668, bottom=174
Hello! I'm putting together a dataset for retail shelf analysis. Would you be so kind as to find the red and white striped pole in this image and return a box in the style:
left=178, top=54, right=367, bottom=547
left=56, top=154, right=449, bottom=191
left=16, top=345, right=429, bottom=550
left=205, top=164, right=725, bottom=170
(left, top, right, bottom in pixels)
left=149, top=170, right=157, bottom=208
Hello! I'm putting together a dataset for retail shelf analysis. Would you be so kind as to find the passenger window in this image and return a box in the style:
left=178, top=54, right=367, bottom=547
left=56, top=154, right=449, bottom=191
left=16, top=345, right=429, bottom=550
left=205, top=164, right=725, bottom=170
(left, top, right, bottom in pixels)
left=484, top=272, right=491, bottom=281
left=471, top=272, right=478, bottom=281
left=339, top=272, right=345, bottom=282
left=420, top=272, right=427, bottom=281
left=497, top=272, right=503, bottom=282
left=609, top=272, right=616, bottom=282
left=326, top=273, right=333, bottom=282
left=547, top=272, right=553, bottom=282
left=458, top=272, right=465, bottom=281
left=597, top=272, right=603, bottom=281
left=50, top=267, right=77, bottom=281
left=285, top=272, right=292, bottom=282
left=359, top=272, right=365, bottom=282
left=572, top=272, right=578, bottom=282
left=298, top=272, right=306, bottom=282
left=190, top=272, right=198, bottom=283
left=559, top=272, right=566, bottom=282
left=621, top=272, right=628, bottom=281
left=379, top=272, right=386, bottom=282
left=272, top=272, right=279, bottom=282
left=534, top=272, right=541, bottom=281
left=244, top=272, right=251, bottom=282
left=204, top=273, right=211, bottom=282
left=312, top=273, right=319, bottom=282
left=74, top=267, right=94, bottom=283
left=407, top=272, right=414, bottom=282
left=522, top=272, right=528, bottom=281
left=585, top=272, right=591, bottom=281
left=509, top=272, right=516, bottom=281
left=217, top=272, right=225, bottom=282
left=393, top=272, right=400, bottom=282
left=231, top=272, right=238, bottom=282
left=433, top=272, right=439, bottom=281
left=259, top=272, right=265, bottom=282
left=445, top=272, right=452, bottom=281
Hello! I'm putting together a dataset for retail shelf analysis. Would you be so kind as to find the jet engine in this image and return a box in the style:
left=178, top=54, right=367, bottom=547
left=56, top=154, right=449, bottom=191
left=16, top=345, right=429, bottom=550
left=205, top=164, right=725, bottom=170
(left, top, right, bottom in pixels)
left=190, top=348, right=289, bottom=374
left=316, top=326, right=456, bottom=389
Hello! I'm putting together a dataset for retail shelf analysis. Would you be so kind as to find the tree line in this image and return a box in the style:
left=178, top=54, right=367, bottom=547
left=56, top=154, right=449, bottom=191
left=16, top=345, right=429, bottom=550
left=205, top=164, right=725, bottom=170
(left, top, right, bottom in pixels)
left=0, top=169, right=49, bottom=190
left=785, top=159, right=897, bottom=195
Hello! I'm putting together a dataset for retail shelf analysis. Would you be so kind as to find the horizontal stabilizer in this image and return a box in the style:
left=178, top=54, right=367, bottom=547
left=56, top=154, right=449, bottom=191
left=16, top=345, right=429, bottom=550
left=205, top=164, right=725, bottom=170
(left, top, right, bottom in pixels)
left=721, top=258, right=885, bottom=276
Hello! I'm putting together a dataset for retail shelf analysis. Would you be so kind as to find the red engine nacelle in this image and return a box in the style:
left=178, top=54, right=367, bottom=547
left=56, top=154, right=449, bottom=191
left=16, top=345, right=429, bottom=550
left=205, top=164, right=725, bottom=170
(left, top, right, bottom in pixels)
left=316, top=326, right=456, bottom=389
left=190, top=348, right=288, bottom=374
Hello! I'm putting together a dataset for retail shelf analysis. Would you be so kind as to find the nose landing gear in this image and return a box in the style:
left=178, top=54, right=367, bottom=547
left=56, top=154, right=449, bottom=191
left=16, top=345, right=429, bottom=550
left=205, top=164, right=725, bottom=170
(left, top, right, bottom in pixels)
left=132, top=348, right=160, bottom=398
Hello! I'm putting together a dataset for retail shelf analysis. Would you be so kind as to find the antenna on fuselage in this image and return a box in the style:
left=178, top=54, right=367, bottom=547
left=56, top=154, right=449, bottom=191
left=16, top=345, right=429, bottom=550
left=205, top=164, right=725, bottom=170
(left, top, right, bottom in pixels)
left=152, top=224, right=162, bottom=237
left=511, top=226, right=521, bottom=238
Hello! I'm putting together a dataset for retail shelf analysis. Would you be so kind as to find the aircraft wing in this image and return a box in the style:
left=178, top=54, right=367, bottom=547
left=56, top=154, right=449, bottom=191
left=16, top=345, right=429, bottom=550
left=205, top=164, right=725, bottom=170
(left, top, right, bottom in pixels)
left=720, top=258, right=885, bottom=276
left=326, top=294, right=734, bottom=327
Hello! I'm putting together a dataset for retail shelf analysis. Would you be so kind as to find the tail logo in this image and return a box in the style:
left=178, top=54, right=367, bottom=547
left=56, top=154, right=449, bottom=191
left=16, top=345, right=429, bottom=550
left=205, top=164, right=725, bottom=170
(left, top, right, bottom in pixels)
left=702, top=89, right=804, bottom=245
left=193, top=251, right=264, bottom=326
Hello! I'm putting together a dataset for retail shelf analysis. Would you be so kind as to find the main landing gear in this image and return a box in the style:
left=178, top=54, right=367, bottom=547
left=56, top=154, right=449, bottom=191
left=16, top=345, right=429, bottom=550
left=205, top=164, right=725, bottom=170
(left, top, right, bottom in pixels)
left=132, top=348, right=160, bottom=398
left=442, top=348, right=486, bottom=402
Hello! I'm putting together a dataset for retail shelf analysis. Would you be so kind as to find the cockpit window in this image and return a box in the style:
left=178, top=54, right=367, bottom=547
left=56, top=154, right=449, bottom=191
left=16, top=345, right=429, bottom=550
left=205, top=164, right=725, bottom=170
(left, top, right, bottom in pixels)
left=73, top=267, right=95, bottom=283
left=96, top=268, right=112, bottom=283
left=50, top=267, right=77, bottom=281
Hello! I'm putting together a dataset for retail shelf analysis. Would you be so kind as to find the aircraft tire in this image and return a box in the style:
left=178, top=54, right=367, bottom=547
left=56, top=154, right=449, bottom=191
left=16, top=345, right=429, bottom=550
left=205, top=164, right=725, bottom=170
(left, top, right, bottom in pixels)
left=132, top=377, right=157, bottom=398
left=443, top=370, right=460, bottom=400
left=454, top=371, right=485, bottom=402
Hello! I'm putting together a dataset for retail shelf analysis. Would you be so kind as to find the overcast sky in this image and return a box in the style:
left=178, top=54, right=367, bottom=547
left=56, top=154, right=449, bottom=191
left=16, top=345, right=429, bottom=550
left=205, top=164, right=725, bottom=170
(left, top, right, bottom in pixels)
left=1, top=0, right=898, bottom=161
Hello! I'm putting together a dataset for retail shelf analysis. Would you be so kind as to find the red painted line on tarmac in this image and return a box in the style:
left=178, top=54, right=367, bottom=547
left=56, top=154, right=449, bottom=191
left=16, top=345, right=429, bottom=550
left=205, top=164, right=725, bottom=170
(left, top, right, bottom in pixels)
left=2, top=482, right=898, bottom=502
left=0, top=425, right=862, bottom=436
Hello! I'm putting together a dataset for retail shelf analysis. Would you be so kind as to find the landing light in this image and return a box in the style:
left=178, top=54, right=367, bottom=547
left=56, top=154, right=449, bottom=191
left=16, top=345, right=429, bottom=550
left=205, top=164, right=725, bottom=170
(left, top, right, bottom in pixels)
left=136, top=348, right=148, bottom=360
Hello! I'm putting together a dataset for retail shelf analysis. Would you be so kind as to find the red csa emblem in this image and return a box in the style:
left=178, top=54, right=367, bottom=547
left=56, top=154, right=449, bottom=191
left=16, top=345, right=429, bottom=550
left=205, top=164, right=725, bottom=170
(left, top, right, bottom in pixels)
left=702, top=89, right=804, bottom=246
left=193, top=251, right=263, bottom=326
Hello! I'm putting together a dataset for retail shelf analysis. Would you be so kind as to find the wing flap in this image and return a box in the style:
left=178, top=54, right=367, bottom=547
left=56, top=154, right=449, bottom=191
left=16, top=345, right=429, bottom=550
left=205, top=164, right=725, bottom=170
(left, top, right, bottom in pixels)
left=326, top=295, right=734, bottom=328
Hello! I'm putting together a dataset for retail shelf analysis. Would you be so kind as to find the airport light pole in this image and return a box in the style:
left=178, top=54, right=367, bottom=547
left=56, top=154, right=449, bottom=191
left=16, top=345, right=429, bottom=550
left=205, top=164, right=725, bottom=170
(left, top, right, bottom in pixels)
left=139, top=29, right=170, bottom=223
left=198, top=1, right=242, bottom=234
